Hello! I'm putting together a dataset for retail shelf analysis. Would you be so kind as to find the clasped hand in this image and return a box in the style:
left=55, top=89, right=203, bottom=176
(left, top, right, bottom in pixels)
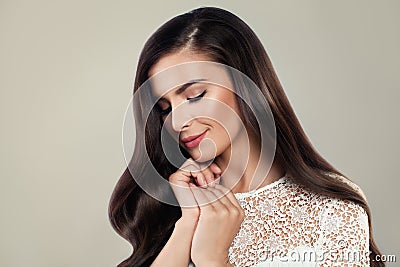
left=169, top=158, right=245, bottom=267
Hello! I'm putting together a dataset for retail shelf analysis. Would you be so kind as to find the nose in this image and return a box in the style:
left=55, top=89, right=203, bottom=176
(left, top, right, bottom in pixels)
left=170, top=103, right=191, bottom=132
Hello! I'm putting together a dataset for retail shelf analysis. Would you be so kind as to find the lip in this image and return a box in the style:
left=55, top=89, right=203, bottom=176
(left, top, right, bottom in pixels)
left=182, top=130, right=208, bottom=149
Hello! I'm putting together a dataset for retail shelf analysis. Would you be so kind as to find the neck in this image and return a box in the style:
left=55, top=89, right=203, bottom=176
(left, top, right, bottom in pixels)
left=214, top=127, right=285, bottom=193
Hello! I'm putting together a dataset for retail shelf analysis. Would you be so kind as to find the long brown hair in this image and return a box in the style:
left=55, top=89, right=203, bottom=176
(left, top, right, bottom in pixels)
left=109, top=7, right=384, bottom=266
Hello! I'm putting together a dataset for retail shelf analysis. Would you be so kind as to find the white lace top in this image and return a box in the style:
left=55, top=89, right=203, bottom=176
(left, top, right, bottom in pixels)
left=224, top=172, right=370, bottom=267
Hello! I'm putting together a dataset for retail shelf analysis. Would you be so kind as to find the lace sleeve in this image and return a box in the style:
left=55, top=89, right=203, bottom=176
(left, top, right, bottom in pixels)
left=316, top=198, right=370, bottom=266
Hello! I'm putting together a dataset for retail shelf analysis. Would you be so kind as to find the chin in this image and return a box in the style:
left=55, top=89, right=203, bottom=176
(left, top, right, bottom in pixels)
left=184, top=138, right=224, bottom=162
left=189, top=147, right=221, bottom=163
left=191, top=154, right=215, bottom=163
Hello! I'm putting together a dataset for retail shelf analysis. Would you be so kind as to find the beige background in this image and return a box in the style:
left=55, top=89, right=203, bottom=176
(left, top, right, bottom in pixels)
left=0, top=0, right=399, bottom=266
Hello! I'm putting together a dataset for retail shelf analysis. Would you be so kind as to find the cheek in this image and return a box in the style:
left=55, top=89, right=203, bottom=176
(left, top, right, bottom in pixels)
left=212, top=125, right=232, bottom=151
left=199, top=97, right=242, bottom=134
left=160, top=94, right=243, bottom=153
left=202, top=121, right=235, bottom=151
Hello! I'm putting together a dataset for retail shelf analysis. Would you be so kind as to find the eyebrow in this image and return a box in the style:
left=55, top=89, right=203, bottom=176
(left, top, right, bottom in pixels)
left=158, top=78, right=207, bottom=101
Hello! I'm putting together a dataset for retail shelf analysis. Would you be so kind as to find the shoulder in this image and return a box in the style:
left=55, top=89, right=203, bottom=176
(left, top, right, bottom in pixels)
left=321, top=171, right=368, bottom=203
left=320, top=196, right=369, bottom=229
left=312, top=172, right=369, bottom=233
left=304, top=187, right=369, bottom=235
left=295, top=172, right=370, bottom=237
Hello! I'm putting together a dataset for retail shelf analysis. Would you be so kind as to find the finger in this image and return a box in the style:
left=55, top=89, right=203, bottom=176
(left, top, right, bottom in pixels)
left=207, top=186, right=244, bottom=222
left=180, top=158, right=202, bottom=174
left=206, top=162, right=222, bottom=187
left=191, top=171, right=207, bottom=188
left=201, top=187, right=230, bottom=210
left=211, top=186, right=245, bottom=222
left=200, top=167, right=215, bottom=187
left=189, top=183, right=214, bottom=209
left=169, top=170, right=191, bottom=185
left=168, top=172, right=192, bottom=195
left=184, top=159, right=207, bottom=188
left=206, top=186, right=232, bottom=208
left=214, top=184, right=243, bottom=210
left=198, top=162, right=222, bottom=187
left=209, top=162, right=222, bottom=175
left=169, top=171, right=197, bottom=208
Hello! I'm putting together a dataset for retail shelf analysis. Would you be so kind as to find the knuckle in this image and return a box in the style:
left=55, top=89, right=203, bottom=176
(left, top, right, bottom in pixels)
left=203, top=210, right=217, bottom=220
left=219, top=208, right=229, bottom=217
left=230, top=207, right=240, bottom=217
left=168, top=174, right=176, bottom=182
left=168, top=171, right=188, bottom=184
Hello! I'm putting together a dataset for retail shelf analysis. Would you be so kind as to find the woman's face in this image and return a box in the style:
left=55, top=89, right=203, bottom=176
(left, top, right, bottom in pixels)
left=148, top=50, right=244, bottom=162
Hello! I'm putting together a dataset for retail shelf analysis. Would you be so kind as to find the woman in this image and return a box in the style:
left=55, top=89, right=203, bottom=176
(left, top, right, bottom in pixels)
left=109, top=7, right=384, bottom=267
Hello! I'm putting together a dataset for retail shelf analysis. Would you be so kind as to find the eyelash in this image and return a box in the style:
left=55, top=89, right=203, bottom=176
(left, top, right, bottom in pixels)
left=159, top=90, right=207, bottom=116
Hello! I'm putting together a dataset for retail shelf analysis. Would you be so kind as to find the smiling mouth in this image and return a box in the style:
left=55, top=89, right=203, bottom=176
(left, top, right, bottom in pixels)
left=182, top=130, right=208, bottom=149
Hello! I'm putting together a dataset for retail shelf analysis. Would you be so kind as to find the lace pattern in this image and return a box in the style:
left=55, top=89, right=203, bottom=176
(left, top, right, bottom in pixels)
left=227, top=172, right=370, bottom=267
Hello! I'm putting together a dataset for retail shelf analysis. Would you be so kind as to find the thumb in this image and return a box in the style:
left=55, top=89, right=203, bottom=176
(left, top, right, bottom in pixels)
left=169, top=170, right=198, bottom=209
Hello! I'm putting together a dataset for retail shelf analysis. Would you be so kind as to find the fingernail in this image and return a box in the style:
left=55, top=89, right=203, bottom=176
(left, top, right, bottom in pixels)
left=201, top=174, right=207, bottom=188
left=198, top=173, right=206, bottom=188
left=215, top=166, right=222, bottom=173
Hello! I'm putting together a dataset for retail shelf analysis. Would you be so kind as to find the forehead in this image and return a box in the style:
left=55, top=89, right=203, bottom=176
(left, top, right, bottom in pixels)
left=148, top=52, right=233, bottom=98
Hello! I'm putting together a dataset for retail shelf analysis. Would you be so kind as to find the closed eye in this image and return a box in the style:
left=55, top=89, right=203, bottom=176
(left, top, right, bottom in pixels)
left=187, top=90, right=207, bottom=102
left=158, top=90, right=207, bottom=118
